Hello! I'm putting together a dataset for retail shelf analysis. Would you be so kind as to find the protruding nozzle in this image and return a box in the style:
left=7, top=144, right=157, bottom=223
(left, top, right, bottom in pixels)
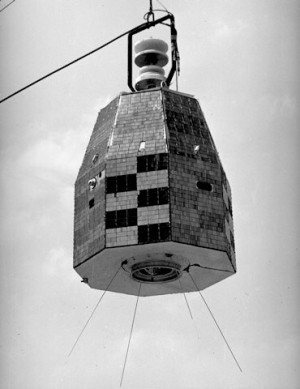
left=134, top=38, right=169, bottom=91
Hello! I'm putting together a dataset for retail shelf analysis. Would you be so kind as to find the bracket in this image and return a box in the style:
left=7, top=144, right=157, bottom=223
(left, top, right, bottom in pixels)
left=127, top=13, right=178, bottom=92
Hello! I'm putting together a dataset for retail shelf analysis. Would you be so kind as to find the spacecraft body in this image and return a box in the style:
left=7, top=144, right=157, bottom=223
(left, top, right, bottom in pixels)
left=74, top=88, right=236, bottom=296
left=73, top=38, right=236, bottom=297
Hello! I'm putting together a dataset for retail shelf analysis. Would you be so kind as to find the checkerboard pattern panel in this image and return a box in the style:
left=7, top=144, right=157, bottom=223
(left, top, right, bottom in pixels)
left=104, top=155, right=171, bottom=247
left=104, top=90, right=170, bottom=248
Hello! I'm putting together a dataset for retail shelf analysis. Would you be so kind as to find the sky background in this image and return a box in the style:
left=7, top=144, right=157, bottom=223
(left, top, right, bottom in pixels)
left=0, top=0, right=299, bottom=388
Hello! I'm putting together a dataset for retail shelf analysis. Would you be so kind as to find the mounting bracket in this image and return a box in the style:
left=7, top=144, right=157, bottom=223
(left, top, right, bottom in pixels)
left=127, top=13, right=178, bottom=92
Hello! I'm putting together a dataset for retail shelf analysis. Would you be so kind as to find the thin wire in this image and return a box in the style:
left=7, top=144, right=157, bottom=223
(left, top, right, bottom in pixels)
left=68, top=266, right=122, bottom=357
left=188, top=272, right=243, bottom=373
left=0, top=0, right=15, bottom=13
left=178, top=278, right=203, bottom=343
left=187, top=263, right=232, bottom=273
left=0, top=26, right=134, bottom=104
left=149, top=0, right=153, bottom=13
left=178, top=279, right=193, bottom=319
left=156, top=0, right=168, bottom=12
left=120, top=283, right=141, bottom=387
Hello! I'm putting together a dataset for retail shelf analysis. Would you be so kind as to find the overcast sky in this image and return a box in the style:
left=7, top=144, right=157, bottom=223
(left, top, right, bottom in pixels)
left=0, top=0, right=299, bottom=388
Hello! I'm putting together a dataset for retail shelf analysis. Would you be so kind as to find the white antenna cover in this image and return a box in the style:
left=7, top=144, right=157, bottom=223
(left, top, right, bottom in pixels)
left=134, top=38, right=169, bottom=91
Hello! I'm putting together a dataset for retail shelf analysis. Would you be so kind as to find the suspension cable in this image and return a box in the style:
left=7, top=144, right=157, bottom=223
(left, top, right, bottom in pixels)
left=1, top=23, right=144, bottom=104
left=1, top=8, right=177, bottom=104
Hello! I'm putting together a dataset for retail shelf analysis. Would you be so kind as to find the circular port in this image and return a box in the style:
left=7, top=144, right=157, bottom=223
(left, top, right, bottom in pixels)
left=131, top=260, right=181, bottom=283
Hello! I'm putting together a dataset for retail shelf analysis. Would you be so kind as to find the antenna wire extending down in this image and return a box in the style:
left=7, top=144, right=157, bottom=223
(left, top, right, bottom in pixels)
left=68, top=266, right=122, bottom=358
left=188, top=272, right=243, bottom=373
left=178, top=278, right=193, bottom=319
left=120, top=283, right=142, bottom=387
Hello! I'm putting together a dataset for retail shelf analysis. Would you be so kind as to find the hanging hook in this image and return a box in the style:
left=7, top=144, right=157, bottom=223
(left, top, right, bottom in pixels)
left=145, top=0, right=155, bottom=23
left=149, top=0, right=153, bottom=13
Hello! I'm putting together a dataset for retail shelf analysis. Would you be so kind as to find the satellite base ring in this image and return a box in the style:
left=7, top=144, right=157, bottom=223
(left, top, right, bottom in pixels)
left=131, top=260, right=182, bottom=283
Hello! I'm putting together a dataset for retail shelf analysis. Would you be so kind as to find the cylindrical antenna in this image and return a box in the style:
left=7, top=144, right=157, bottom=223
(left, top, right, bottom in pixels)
left=134, top=38, right=169, bottom=91
left=127, top=13, right=178, bottom=92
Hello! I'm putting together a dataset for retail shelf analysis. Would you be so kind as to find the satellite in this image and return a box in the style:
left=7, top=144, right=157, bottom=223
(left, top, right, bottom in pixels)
left=0, top=2, right=239, bottom=382
left=73, top=10, right=236, bottom=298
left=71, top=6, right=240, bottom=381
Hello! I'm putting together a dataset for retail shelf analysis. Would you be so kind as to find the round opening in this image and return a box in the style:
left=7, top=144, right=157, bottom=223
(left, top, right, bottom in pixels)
left=131, top=260, right=181, bottom=283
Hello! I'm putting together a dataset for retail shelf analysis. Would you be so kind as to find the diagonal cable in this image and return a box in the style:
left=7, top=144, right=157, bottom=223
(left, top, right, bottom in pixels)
left=0, top=0, right=15, bottom=13
left=178, top=278, right=193, bottom=319
left=68, top=266, right=122, bottom=357
left=0, top=26, right=134, bottom=104
left=120, top=283, right=141, bottom=387
left=188, top=272, right=242, bottom=372
left=156, top=0, right=168, bottom=12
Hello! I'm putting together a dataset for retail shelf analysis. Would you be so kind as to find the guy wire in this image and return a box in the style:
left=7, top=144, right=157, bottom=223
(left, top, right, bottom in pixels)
left=0, top=0, right=15, bottom=13
left=68, top=266, right=122, bottom=358
left=120, top=283, right=141, bottom=387
left=178, top=278, right=193, bottom=319
left=188, top=272, right=242, bottom=372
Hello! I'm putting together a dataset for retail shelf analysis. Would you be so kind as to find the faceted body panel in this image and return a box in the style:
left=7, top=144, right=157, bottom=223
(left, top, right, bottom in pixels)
left=74, top=97, right=119, bottom=267
left=104, top=91, right=170, bottom=248
left=74, top=88, right=236, bottom=296
left=163, top=90, right=235, bottom=270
